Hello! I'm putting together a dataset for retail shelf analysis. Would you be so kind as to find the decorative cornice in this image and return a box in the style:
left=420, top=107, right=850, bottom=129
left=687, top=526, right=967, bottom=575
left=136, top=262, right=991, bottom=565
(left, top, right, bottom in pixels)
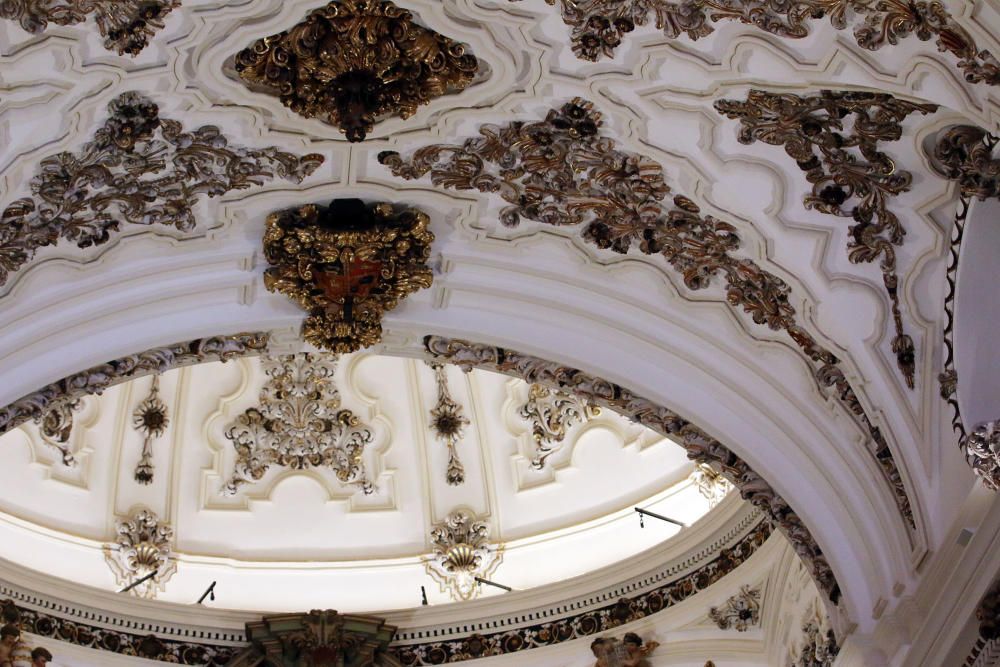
left=708, top=584, right=761, bottom=631
left=520, top=383, right=600, bottom=469
left=425, top=510, right=501, bottom=602
left=102, top=509, right=176, bottom=599
left=223, top=354, right=375, bottom=496
left=426, top=363, right=469, bottom=485
left=391, top=517, right=772, bottom=664
left=423, top=336, right=841, bottom=604
left=234, top=0, right=479, bottom=142
left=0, top=1, right=181, bottom=56
left=381, top=98, right=915, bottom=537
left=132, top=375, right=168, bottom=484
left=0, top=332, right=270, bottom=440
left=509, top=0, right=1000, bottom=87
left=262, top=199, right=434, bottom=353
left=0, top=92, right=323, bottom=289
left=716, top=90, right=938, bottom=389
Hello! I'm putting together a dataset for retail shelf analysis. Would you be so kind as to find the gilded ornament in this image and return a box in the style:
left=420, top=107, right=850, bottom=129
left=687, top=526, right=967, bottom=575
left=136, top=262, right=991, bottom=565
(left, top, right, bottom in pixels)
left=716, top=89, right=937, bottom=388
left=690, top=463, right=732, bottom=508
left=0, top=0, right=180, bottom=55
left=511, top=0, right=999, bottom=86
left=102, top=509, right=176, bottom=599
left=426, top=363, right=469, bottom=485
left=382, top=99, right=915, bottom=535
left=930, top=125, right=1000, bottom=200
left=233, top=0, right=479, bottom=142
left=425, top=510, right=500, bottom=602
left=263, top=198, right=434, bottom=353
left=223, top=354, right=375, bottom=495
left=0, top=93, right=323, bottom=288
left=519, top=383, right=600, bottom=469
left=132, top=375, right=169, bottom=484
left=708, top=585, right=761, bottom=631
left=34, top=398, right=82, bottom=466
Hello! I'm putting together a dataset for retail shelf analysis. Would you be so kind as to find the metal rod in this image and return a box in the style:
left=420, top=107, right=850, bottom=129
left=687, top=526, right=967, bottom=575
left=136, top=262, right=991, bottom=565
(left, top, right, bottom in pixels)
left=634, top=507, right=686, bottom=528
left=197, top=581, right=217, bottom=605
left=119, top=569, right=158, bottom=594
left=420, top=586, right=428, bottom=606
left=474, top=577, right=513, bottom=592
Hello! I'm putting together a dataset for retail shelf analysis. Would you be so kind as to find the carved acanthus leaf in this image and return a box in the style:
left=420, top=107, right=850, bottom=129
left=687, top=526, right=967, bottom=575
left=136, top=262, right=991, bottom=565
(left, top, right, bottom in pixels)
left=510, top=0, right=999, bottom=86
left=789, top=605, right=839, bottom=666
left=425, top=510, right=500, bottom=602
left=0, top=0, right=181, bottom=55
left=0, top=92, right=323, bottom=288
left=34, top=397, right=82, bottom=466
left=263, top=199, right=434, bottom=353
left=132, top=375, right=169, bottom=484
left=708, top=585, right=761, bottom=631
left=102, top=509, right=176, bottom=599
left=382, top=98, right=914, bottom=535
left=930, top=125, right=1000, bottom=200
left=223, top=354, right=375, bottom=496
left=424, top=336, right=841, bottom=604
left=519, top=383, right=599, bottom=469
left=716, top=90, right=937, bottom=388
left=427, top=363, right=469, bottom=485
left=234, top=0, right=479, bottom=142
left=690, top=463, right=732, bottom=508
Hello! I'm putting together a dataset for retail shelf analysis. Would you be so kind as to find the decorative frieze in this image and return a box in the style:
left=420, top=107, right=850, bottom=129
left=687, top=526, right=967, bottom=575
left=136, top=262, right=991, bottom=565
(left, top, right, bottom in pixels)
left=424, top=336, right=841, bottom=604
left=391, top=517, right=772, bottom=664
left=132, top=375, right=169, bottom=484
left=427, top=363, right=469, bottom=485
left=0, top=0, right=181, bottom=55
left=0, top=333, right=269, bottom=439
left=382, top=98, right=914, bottom=536
left=520, top=383, right=600, bottom=469
left=234, top=0, right=479, bottom=142
left=509, top=0, right=1000, bottom=87
left=716, top=90, right=938, bottom=389
left=0, top=92, right=323, bottom=288
left=425, top=510, right=501, bottom=602
left=708, top=584, right=761, bottom=631
left=102, top=509, right=176, bottom=599
left=223, top=354, right=375, bottom=495
left=262, top=199, right=434, bottom=353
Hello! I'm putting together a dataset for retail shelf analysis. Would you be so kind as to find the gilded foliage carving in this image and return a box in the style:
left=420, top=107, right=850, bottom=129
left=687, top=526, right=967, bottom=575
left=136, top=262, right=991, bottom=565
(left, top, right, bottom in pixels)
left=520, top=383, right=599, bottom=469
left=382, top=99, right=914, bottom=535
left=35, top=398, right=82, bottom=466
left=424, top=336, right=841, bottom=604
left=708, top=584, right=761, bottom=631
left=931, top=126, right=1000, bottom=201
left=691, top=462, right=732, bottom=508
left=425, top=510, right=500, bottom=602
left=102, top=509, right=176, bottom=599
left=263, top=199, right=434, bottom=354
left=716, top=90, right=937, bottom=389
left=0, top=333, right=269, bottom=440
left=0, top=0, right=180, bottom=55
left=0, top=93, right=323, bottom=288
left=132, top=375, right=168, bottom=484
left=223, top=354, right=375, bottom=496
left=234, top=0, right=479, bottom=142
left=427, top=363, right=469, bottom=485
left=510, top=0, right=999, bottom=86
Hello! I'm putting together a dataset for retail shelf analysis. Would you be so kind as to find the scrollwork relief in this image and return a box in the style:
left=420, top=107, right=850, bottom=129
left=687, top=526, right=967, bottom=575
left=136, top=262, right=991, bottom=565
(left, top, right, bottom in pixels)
left=234, top=0, right=479, bottom=142
left=930, top=125, right=1000, bottom=201
left=426, top=363, right=469, bottom=485
left=132, top=375, right=168, bottom=484
left=0, top=92, right=323, bottom=288
left=0, top=0, right=181, bottom=55
left=509, top=0, right=1000, bottom=86
left=520, top=383, right=600, bottom=469
left=424, top=336, right=841, bottom=604
left=223, top=354, right=375, bottom=496
left=425, top=510, right=500, bottom=602
left=102, top=509, right=176, bottom=599
left=691, top=462, right=732, bottom=508
left=382, top=98, right=914, bottom=536
left=716, top=90, right=938, bottom=388
left=708, top=584, right=761, bottom=631
left=34, top=398, right=82, bottom=466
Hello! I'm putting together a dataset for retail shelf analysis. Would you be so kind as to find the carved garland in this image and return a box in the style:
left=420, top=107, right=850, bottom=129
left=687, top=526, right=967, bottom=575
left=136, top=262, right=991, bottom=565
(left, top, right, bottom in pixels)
left=716, top=90, right=938, bottom=389
left=426, top=363, right=469, bottom=485
left=424, top=336, right=841, bottom=604
left=391, top=516, right=772, bottom=665
left=0, top=0, right=181, bottom=55
left=520, top=383, right=600, bottom=469
left=234, top=0, right=479, bottom=142
left=930, top=126, right=1000, bottom=489
left=0, top=333, right=269, bottom=440
left=381, top=98, right=915, bottom=535
left=508, top=0, right=1000, bottom=87
left=0, top=92, right=323, bottom=288
left=132, top=375, right=169, bottom=484
left=0, top=598, right=235, bottom=665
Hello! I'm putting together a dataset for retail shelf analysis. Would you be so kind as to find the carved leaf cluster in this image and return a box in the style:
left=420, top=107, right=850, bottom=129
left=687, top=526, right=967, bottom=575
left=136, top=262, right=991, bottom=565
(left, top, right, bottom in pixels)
left=512, top=0, right=1000, bottom=86
left=131, top=375, right=169, bottom=484
left=382, top=99, right=914, bottom=536
left=424, top=336, right=841, bottom=604
left=263, top=199, right=434, bottom=353
left=427, top=363, right=469, bottom=485
left=789, top=608, right=839, bottom=667
left=716, top=89, right=937, bottom=388
left=426, top=510, right=499, bottom=601
left=234, top=0, right=479, bottom=142
left=0, top=92, right=323, bottom=288
left=102, top=509, right=176, bottom=599
left=708, top=584, right=761, bottom=631
left=931, top=125, right=1000, bottom=200
left=35, top=397, right=82, bottom=465
left=519, top=383, right=599, bottom=469
left=0, top=0, right=181, bottom=55
left=223, top=354, right=375, bottom=495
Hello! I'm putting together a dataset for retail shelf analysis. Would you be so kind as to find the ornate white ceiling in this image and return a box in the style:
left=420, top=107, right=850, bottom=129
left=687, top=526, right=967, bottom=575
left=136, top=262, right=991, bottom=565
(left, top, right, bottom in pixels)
left=0, top=0, right=999, bottom=664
